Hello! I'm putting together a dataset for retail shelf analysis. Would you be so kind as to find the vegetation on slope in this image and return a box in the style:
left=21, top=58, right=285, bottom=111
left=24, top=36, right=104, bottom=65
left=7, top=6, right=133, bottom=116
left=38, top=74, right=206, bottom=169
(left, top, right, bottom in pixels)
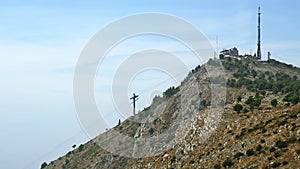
left=43, top=58, right=300, bottom=169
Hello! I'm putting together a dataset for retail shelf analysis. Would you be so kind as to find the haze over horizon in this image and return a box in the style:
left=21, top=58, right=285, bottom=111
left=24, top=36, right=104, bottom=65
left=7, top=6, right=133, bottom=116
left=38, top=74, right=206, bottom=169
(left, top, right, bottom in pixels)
left=0, top=1, right=299, bottom=169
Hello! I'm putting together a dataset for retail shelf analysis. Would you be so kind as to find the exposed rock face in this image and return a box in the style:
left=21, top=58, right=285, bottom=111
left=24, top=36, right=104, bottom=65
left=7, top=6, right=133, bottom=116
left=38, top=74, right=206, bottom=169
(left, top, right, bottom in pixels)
left=45, top=59, right=300, bottom=169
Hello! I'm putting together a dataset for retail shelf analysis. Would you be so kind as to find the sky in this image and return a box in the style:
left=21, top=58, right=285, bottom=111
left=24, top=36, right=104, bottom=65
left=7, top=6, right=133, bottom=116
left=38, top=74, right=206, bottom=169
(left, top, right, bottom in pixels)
left=0, top=1, right=299, bottom=169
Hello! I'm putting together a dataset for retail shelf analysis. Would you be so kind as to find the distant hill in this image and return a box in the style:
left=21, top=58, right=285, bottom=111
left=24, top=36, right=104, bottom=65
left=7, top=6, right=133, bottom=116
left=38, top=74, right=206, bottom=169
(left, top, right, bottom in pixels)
left=43, top=58, right=300, bottom=169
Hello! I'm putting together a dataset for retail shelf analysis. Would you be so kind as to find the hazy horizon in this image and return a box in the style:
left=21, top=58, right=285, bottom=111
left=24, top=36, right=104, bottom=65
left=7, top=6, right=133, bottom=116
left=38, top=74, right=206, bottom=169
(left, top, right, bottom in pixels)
left=1, top=1, right=300, bottom=169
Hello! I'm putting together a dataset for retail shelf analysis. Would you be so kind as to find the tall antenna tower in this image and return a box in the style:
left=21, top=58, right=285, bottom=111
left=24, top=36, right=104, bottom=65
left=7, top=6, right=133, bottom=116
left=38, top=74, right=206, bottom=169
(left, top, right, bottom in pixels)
left=257, top=6, right=262, bottom=60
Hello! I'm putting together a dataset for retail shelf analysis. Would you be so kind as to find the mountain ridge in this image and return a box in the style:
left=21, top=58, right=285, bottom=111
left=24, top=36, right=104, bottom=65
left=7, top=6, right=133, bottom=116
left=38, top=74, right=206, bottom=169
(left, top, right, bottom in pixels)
left=43, top=58, right=300, bottom=169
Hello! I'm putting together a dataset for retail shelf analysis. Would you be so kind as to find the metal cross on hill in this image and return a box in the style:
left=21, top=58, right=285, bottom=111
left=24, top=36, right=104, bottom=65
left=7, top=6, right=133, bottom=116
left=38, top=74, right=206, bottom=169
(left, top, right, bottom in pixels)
left=130, top=93, right=139, bottom=116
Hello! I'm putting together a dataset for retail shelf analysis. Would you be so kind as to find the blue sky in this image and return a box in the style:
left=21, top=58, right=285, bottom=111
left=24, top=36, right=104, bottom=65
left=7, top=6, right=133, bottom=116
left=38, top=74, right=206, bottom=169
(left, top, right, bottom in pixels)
left=0, top=1, right=299, bottom=169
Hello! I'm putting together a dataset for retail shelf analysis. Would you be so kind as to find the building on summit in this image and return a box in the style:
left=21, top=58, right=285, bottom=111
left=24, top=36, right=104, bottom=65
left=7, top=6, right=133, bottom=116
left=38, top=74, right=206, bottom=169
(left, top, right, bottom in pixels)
left=220, top=47, right=239, bottom=57
left=219, top=7, right=263, bottom=61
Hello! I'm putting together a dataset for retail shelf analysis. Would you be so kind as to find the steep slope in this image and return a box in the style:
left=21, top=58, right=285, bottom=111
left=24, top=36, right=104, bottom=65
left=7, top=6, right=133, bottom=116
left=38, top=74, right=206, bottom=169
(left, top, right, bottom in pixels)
left=43, top=58, right=300, bottom=169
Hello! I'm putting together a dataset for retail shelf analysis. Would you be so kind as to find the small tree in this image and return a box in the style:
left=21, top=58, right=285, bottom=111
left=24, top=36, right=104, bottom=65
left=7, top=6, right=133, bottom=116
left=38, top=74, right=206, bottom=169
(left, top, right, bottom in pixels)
left=271, top=99, right=278, bottom=107
left=243, top=108, right=249, bottom=113
left=219, top=54, right=224, bottom=60
left=245, top=96, right=254, bottom=105
left=41, top=162, right=47, bottom=169
left=222, top=158, right=234, bottom=168
left=201, top=100, right=207, bottom=107
left=78, top=144, right=84, bottom=152
left=246, top=149, right=255, bottom=156
left=149, top=128, right=154, bottom=135
left=237, top=96, right=242, bottom=102
left=275, top=140, right=288, bottom=148
left=233, top=104, right=243, bottom=114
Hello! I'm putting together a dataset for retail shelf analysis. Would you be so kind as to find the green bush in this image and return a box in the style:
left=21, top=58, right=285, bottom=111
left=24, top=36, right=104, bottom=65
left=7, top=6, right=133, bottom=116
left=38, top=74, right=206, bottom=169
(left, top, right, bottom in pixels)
left=237, top=96, right=242, bottom=102
left=278, top=119, right=288, bottom=127
left=283, top=92, right=300, bottom=105
left=274, top=151, right=281, bottom=158
left=219, top=54, right=224, bottom=60
left=222, top=60, right=300, bottom=107
left=234, top=152, right=244, bottom=159
left=243, top=108, right=249, bottom=113
left=269, top=147, right=276, bottom=152
left=289, top=110, right=300, bottom=118
left=246, top=95, right=262, bottom=108
left=148, top=128, right=154, bottom=135
left=233, top=104, right=243, bottom=114
left=41, top=162, right=47, bottom=169
left=201, top=100, right=207, bottom=107
left=170, top=155, right=176, bottom=164
left=275, top=140, right=288, bottom=148
left=246, top=149, right=255, bottom=156
left=222, top=158, right=234, bottom=168
left=271, top=99, right=278, bottom=107
left=163, top=86, right=180, bottom=99
left=78, top=144, right=84, bottom=152
left=256, top=144, right=263, bottom=152
left=271, top=162, right=281, bottom=168
left=213, top=163, right=221, bottom=169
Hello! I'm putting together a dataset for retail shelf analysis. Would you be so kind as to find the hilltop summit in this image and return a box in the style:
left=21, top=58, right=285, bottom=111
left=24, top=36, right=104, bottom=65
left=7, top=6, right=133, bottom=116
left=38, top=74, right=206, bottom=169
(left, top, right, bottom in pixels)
left=43, top=58, right=300, bottom=169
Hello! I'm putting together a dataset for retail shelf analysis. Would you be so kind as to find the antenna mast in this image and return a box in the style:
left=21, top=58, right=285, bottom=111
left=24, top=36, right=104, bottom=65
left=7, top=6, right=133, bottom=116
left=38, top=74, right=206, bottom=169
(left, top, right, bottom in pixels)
left=257, top=6, right=262, bottom=60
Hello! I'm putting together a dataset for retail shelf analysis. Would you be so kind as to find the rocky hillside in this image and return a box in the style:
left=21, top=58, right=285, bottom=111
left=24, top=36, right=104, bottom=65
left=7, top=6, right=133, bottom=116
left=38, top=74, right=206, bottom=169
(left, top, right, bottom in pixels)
left=43, top=58, right=300, bottom=169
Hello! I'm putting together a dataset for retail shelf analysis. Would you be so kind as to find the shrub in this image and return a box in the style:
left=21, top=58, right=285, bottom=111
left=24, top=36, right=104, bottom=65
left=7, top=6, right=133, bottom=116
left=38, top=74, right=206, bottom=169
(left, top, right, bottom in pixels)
left=200, top=99, right=208, bottom=107
left=163, top=86, right=180, bottom=99
left=246, top=95, right=262, bottom=108
left=271, top=99, right=278, bottom=107
left=213, top=163, right=221, bottom=169
left=296, top=149, right=300, bottom=155
left=78, top=144, right=84, bottom=152
left=274, top=151, right=281, bottom=158
left=282, top=161, right=288, bottom=165
left=234, top=152, right=244, bottom=159
left=260, top=139, right=266, bottom=143
left=269, top=147, right=276, bottom=152
left=256, top=144, right=263, bottom=152
left=278, top=119, right=288, bottom=127
left=219, top=54, right=224, bottom=60
left=243, top=108, right=249, bottom=113
left=222, top=158, right=234, bottom=168
left=170, top=155, right=176, bottom=164
left=245, top=96, right=254, bottom=105
left=246, top=149, right=255, bottom=156
left=148, top=128, right=154, bottom=135
left=289, top=110, right=299, bottom=118
left=66, top=151, right=72, bottom=157
left=275, top=140, right=288, bottom=148
left=233, top=104, right=243, bottom=114
left=237, top=96, right=242, bottom=102
left=41, top=162, right=47, bottom=169
left=271, top=162, right=281, bottom=168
